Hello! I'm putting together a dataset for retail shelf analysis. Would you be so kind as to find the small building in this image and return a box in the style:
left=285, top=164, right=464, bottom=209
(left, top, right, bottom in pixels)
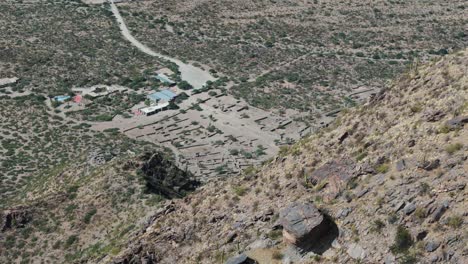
left=147, top=89, right=177, bottom=103
left=140, top=102, right=170, bottom=116
left=155, top=73, right=176, bottom=86
left=53, top=95, right=71, bottom=102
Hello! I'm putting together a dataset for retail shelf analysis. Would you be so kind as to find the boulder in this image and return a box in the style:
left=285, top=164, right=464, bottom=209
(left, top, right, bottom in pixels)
left=280, top=203, right=336, bottom=251
left=308, top=157, right=358, bottom=200
left=429, top=203, right=449, bottom=223
left=418, top=159, right=440, bottom=171
left=425, top=241, right=440, bottom=252
left=140, top=152, right=200, bottom=198
left=407, top=139, right=416, bottom=148
left=347, top=243, right=366, bottom=260
left=225, top=253, right=257, bottom=264
left=445, top=116, right=468, bottom=130
left=403, top=203, right=416, bottom=215
left=396, top=159, right=406, bottom=171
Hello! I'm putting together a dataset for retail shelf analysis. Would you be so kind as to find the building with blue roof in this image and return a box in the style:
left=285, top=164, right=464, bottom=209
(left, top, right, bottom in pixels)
left=147, top=89, right=177, bottom=103
left=54, top=95, right=71, bottom=102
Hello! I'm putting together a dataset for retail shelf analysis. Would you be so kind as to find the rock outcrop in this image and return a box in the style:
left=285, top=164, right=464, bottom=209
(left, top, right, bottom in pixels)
left=140, top=152, right=200, bottom=198
left=1, top=208, right=31, bottom=231
left=280, top=202, right=338, bottom=253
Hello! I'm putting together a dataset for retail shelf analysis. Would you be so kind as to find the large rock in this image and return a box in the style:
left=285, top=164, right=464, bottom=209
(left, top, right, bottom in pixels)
left=347, top=243, right=366, bottom=260
left=140, top=152, right=200, bottom=198
left=308, top=157, right=359, bottom=200
left=445, top=116, right=468, bottom=130
left=225, top=253, right=257, bottom=264
left=280, top=203, right=337, bottom=251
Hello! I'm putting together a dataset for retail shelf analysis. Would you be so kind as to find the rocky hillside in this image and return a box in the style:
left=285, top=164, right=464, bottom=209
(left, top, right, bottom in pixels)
left=107, top=49, right=467, bottom=264
left=0, top=150, right=197, bottom=263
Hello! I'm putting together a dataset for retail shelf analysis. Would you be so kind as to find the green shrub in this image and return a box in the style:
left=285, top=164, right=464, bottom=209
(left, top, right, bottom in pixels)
left=272, top=250, right=283, bottom=260
left=64, top=235, right=78, bottom=248
left=83, top=208, right=97, bottom=224
left=267, top=230, right=282, bottom=240
left=376, top=163, right=390, bottom=174
left=370, top=219, right=386, bottom=233
left=445, top=143, right=463, bottom=155
left=447, top=215, right=463, bottom=229
left=390, top=226, right=413, bottom=253
left=233, top=186, right=248, bottom=196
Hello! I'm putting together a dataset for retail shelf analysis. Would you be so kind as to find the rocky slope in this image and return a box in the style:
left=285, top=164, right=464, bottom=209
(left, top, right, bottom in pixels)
left=0, top=150, right=196, bottom=263
left=106, top=49, right=467, bottom=263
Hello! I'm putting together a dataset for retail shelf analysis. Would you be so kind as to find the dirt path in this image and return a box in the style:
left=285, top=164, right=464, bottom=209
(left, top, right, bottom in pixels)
left=109, top=0, right=216, bottom=89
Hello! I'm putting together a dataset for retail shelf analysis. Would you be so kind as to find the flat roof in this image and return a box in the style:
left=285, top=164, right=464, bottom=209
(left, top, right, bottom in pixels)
left=54, top=95, right=71, bottom=102
left=155, top=73, right=175, bottom=84
left=140, top=102, right=169, bottom=114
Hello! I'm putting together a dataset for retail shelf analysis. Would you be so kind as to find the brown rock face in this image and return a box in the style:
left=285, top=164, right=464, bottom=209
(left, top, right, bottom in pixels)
left=308, top=157, right=358, bottom=200
left=280, top=203, right=332, bottom=250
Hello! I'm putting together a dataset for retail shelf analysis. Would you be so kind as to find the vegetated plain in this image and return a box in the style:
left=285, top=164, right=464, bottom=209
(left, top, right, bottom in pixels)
left=0, top=0, right=466, bottom=263
left=120, top=0, right=466, bottom=117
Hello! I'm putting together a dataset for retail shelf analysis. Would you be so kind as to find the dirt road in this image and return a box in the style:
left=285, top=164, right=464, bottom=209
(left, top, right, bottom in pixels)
left=109, top=0, right=216, bottom=89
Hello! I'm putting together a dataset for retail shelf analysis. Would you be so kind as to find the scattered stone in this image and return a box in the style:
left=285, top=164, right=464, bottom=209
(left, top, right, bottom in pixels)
left=347, top=243, right=366, bottom=260
left=425, top=241, right=440, bottom=252
left=356, top=188, right=369, bottom=198
left=446, top=235, right=458, bottom=245
left=407, top=139, right=416, bottom=148
left=396, top=159, right=406, bottom=171
left=423, top=110, right=445, bottom=122
left=225, top=253, right=257, bottom=264
left=394, top=201, right=406, bottom=212
left=246, top=239, right=275, bottom=250
left=415, top=230, right=428, bottom=241
left=253, top=208, right=274, bottom=222
left=418, top=159, right=440, bottom=171
left=384, top=254, right=396, bottom=264
left=224, top=232, right=237, bottom=244
left=338, top=131, right=349, bottom=144
left=429, top=203, right=449, bottom=223
left=445, top=116, right=468, bottom=130
left=403, top=203, right=416, bottom=215
left=336, top=208, right=352, bottom=219
left=331, top=239, right=342, bottom=249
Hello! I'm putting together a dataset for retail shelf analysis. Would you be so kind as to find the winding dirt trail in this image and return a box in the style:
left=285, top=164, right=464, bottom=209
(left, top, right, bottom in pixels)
left=109, top=0, right=216, bottom=89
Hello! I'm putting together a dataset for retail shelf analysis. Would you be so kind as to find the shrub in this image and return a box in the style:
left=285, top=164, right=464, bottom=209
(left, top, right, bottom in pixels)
left=233, top=186, right=248, bottom=196
left=178, top=81, right=193, bottom=90
left=414, top=207, right=426, bottom=220
left=390, top=226, right=413, bottom=253
left=419, top=182, right=430, bottom=195
left=272, top=250, right=283, bottom=260
left=64, top=235, right=78, bottom=248
left=83, top=208, right=97, bottom=224
left=445, top=143, right=463, bottom=155
left=370, top=219, right=386, bottom=233
left=447, top=215, right=463, bottom=229
left=376, top=163, right=390, bottom=174
left=268, top=230, right=282, bottom=240
left=438, top=125, right=451, bottom=134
